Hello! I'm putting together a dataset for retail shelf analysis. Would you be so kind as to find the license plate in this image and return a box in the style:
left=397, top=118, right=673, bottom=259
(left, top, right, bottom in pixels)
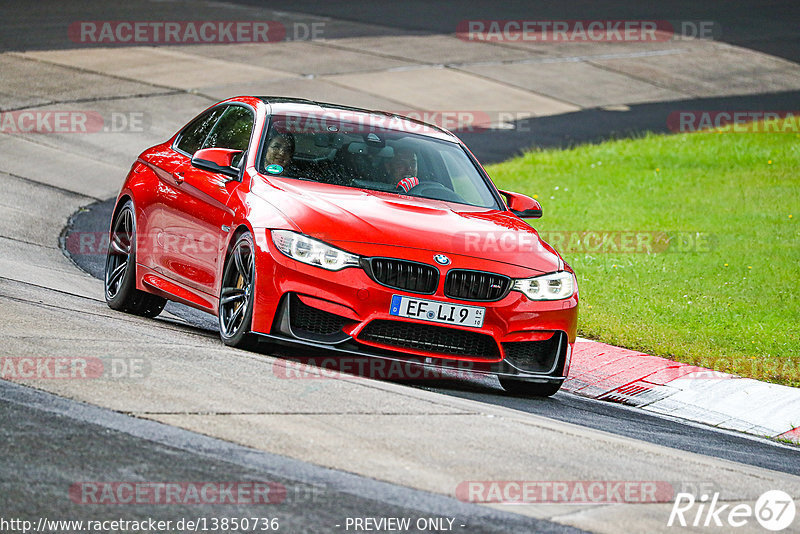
left=389, top=295, right=485, bottom=328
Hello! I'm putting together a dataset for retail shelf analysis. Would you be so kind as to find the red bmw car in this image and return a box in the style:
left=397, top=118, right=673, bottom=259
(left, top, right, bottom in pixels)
left=105, top=96, right=578, bottom=396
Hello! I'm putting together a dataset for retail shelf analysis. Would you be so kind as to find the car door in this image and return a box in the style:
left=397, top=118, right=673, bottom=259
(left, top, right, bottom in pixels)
left=142, top=105, right=227, bottom=276
left=160, top=105, right=254, bottom=296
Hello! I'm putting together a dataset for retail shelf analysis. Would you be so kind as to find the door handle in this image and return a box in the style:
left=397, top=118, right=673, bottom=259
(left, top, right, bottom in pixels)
left=172, top=171, right=184, bottom=184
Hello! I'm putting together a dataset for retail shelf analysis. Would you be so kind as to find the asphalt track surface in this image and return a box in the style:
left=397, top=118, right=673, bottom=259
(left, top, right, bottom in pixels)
left=246, top=0, right=800, bottom=64
left=241, top=0, right=800, bottom=163
left=458, top=89, right=800, bottom=163
left=66, top=199, right=800, bottom=478
left=3, top=1, right=799, bottom=164
left=4, top=0, right=799, bottom=63
left=1, top=380, right=577, bottom=534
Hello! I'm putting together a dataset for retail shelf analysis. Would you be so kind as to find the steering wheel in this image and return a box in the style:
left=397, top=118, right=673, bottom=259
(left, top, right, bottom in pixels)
left=400, top=179, right=467, bottom=203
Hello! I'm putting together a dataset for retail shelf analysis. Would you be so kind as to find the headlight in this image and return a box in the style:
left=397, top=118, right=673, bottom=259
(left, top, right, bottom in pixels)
left=271, top=230, right=360, bottom=271
left=512, top=271, right=576, bottom=301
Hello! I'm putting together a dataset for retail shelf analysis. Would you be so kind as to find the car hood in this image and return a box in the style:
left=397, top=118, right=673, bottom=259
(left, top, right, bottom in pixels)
left=252, top=177, right=562, bottom=274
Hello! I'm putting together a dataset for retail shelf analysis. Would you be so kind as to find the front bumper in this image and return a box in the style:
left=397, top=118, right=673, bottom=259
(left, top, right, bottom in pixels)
left=251, top=231, right=578, bottom=381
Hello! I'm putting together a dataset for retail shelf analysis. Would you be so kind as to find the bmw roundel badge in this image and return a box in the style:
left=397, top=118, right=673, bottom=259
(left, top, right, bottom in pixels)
left=434, top=254, right=451, bottom=266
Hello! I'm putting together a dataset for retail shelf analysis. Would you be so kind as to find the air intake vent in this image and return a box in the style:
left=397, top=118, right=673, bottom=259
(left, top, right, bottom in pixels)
left=358, top=319, right=499, bottom=359
left=502, top=332, right=564, bottom=373
left=365, top=258, right=438, bottom=294
left=444, top=269, right=511, bottom=301
left=289, top=294, right=351, bottom=336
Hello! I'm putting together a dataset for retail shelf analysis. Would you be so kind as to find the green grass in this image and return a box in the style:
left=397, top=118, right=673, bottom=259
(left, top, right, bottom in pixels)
left=486, top=122, right=800, bottom=387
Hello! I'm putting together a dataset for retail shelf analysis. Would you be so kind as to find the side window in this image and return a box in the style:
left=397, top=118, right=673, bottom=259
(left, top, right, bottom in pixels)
left=175, top=106, right=226, bottom=156
left=202, top=106, right=254, bottom=152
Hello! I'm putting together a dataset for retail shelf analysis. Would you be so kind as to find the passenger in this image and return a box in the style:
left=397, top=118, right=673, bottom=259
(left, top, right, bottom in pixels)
left=264, top=132, right=295, bottom=168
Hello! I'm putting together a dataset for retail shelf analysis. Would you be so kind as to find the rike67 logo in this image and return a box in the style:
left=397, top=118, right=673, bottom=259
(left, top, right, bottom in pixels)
left=668, top=490, right=796, bottom=531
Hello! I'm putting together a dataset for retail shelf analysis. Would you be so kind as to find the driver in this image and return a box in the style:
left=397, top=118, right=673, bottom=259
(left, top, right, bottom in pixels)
left=385, top=146, right=419, bottom=193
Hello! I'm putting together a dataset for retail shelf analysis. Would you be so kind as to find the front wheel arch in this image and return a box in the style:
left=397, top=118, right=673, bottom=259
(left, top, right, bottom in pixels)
left=218, top=230, right=259, bottom=349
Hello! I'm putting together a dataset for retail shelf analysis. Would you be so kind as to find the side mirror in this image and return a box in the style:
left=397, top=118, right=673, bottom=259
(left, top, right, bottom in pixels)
left=499, top=190, right=542, bottom=218
left=191, top=148, right=243, bottom=179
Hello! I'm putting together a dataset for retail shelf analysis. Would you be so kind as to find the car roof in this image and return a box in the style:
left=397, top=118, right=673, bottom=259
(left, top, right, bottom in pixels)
left=255, top=96, right=460, bottom=143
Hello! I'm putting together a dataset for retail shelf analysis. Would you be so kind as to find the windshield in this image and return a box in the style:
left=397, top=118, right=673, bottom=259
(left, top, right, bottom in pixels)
left=258, top=113, right=500, bottom=209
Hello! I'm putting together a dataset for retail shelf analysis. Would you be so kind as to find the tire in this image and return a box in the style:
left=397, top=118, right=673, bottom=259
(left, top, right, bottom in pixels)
left=499, top=377, right=563, bottom=398
left=218, top=231, right=258, bottom=349
left=104, top=200, right=167, bottom=318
